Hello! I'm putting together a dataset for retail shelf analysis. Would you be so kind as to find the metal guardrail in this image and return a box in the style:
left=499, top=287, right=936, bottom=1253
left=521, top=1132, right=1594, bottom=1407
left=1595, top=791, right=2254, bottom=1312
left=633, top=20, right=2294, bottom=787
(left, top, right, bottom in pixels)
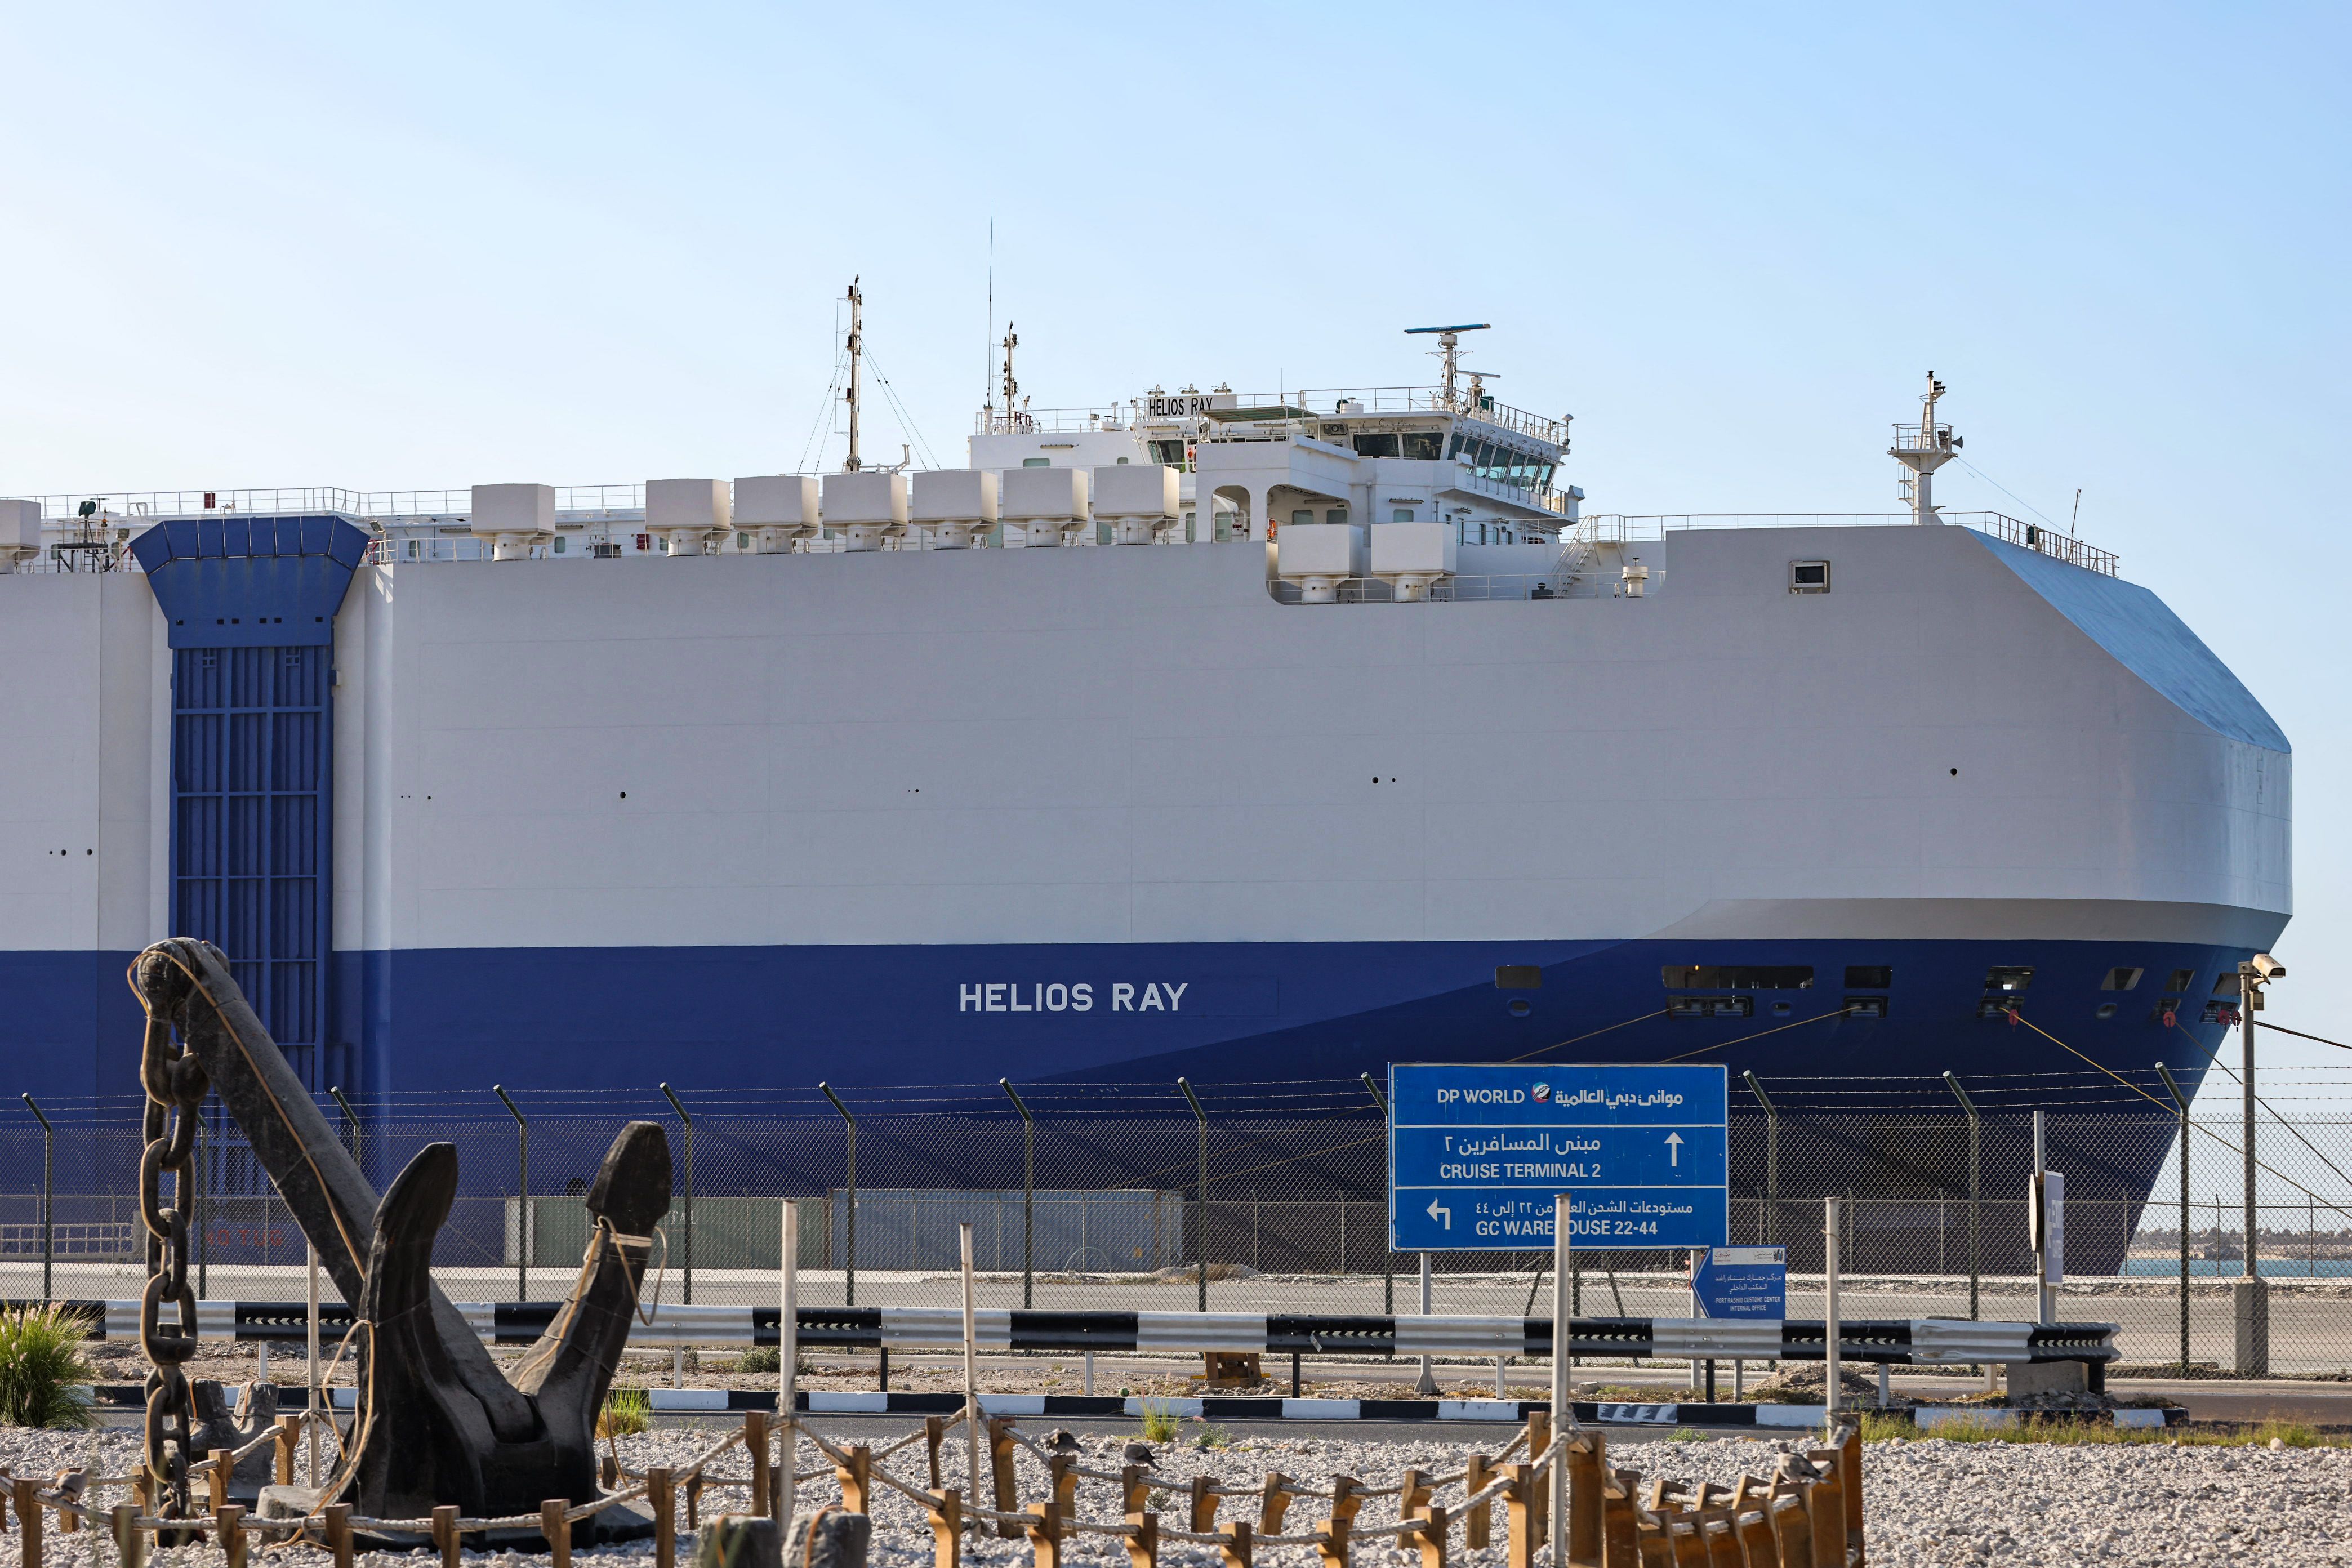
left=32, top=1298, right=2117, bottom=1365
left=1576, top=511, right=2119, bottom=576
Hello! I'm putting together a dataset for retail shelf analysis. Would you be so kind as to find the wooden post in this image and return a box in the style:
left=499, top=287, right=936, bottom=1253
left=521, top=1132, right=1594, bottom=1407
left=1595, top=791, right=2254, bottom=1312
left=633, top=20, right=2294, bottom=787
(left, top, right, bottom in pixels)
left=275, top=1416, right=299, bottom=1487
left=1048, top=1454, right=1077, bottom=1522
left=1603, top=1469, right=1641, bottom=1567
left=686, top=1473, right=704, bottom=1531
left=1258, top=1473, right=1294, bottom=1538
left=645, top=1469, right=674, bottom=1568
left=1024, top=1503, right=1066, bottom=1568
left=1564, top=1433, right=1605, bottom=1568
left=431, top=1505, right=460, bottom=1568
left=1767, top=1496, right=1812, bottom=1568
left=925, top=1416, right=946, bottom=1490
left=1803, top=1456, right=1843, bottom=1568
left=1219, top=1520, right=1253, bottom=1568
left=54, top=1474, right=80, bottom=1536
left=1189, top=1476, right=1223, bottom=1533
left=325, top=1503, right=354, bottom=1568
left=837, top=1446, right=874, bottom=1515
left=1503, top=1465, right=1535, bottom=1568
left=1397, top=1469, right=1432, bottom=1521
left=1125, top=1512, right=1160, bottom=1568
left=541, top=1500, right=570, bottom=1568
left=217, top=1504, right=246, bottom=1568
left=927, top=1490, right=963, bottom=1568
left=13, top=1478, right=41, bottom=1568
left=745, top=1411, right=770, bottom=1517
left=600, top=1454, right=618, bottom=1491
left=1414, top=1505, right=1449, bottom=1568
left=1522, top=1412, right=1549, bottom=1547
left=1731, top=1506, right=1776, bottom=1568
left=207, top=1448, right=230, bottom=1517
left=1312, top=1512, right=1350, bottom=1568
left=1667, top=1519, right=1705, bottom=1567
left=1326, top=1477, right=1363, bottom=1525
left=987, top=1417, right=1022, bottom=1539
left=1463, top=1455, right=1491, bottom=1549
left=112, top=1505, right=143, bottom=1568
left=779, top=1195, right=799, bottom=1530
left=1119, top=1465, right=1150, bottom=1516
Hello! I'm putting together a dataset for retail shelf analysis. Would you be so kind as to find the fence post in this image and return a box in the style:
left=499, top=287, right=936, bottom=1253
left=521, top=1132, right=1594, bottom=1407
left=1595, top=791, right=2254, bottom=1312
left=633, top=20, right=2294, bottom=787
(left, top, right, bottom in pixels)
left=194, top=1111, right=208, bottom=1298
left=1943, top=1072, right=1981, bottom=1322
left=660, top=1084, right=694, bottom=1306
left=494, top=1085, right=528, bottom=1300
left=2157, top=1062, right=2192, bottom=1374
left=1823, top=1196, right=1841, bottom=1420
left=1000, top=1080, right=1035, bottom=1308
left=1178, top=1078, right=1208, bottom=1312
left=820, top=1083, right=857, bottom=1308
left=1361, top=1074, right=1392, bottom=1314
left=20, top=1095, right=52, bottom=1304
left=1742, top=1073, right=1777, bottom=1248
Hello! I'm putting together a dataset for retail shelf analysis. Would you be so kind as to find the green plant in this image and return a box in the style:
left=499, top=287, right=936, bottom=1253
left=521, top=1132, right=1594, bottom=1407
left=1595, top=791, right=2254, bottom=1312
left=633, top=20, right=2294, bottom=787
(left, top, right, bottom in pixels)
left=1138, top=1399, right=1182, bottom=1444
left=1192, top=1423, right=1232, bottom=1450
left=598, top=1385, right=652, bottom=1439
left=0, top=1305, right=97, bottom=1429
left=737, top=1346, right=781, bottom=1375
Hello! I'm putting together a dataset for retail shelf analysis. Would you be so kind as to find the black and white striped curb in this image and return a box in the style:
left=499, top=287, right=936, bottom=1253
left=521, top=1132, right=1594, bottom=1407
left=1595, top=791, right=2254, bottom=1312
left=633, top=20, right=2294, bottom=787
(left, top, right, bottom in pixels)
left=77, top=1384, right=2182, bottom=1429
left=20, top=1299, right=2116, bottom=1368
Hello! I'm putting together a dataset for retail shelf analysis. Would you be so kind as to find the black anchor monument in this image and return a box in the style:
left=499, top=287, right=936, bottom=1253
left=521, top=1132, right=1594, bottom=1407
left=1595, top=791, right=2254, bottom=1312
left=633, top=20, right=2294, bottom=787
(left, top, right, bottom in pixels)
left=132, top=938, right=669, bottom=1543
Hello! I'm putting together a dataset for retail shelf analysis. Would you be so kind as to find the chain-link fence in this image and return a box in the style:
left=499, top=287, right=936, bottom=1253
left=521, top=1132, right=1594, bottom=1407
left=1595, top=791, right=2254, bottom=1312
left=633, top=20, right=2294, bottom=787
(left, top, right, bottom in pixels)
left=6, top=1073, right=2350, bottom=1375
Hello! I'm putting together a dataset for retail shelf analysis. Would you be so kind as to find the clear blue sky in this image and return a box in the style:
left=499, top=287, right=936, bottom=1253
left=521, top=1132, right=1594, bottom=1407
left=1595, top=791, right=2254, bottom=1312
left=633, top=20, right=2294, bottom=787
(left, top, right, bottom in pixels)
left=3, top=3, right=2344, bottom=1093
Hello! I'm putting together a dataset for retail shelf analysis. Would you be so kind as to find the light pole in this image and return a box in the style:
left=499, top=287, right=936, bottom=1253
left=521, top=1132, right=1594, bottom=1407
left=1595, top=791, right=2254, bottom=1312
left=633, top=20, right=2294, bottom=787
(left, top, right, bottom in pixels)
left=2155, top=1062, right=2191, bottom=1375
left=820, top=1083, right=857, bottom=1307
left=1943, top=1072, right=1981, bottom=1321
left=2236, top=954, right=2284, bottom=1374
left=1362, top=1074, right=1392, bottom=1313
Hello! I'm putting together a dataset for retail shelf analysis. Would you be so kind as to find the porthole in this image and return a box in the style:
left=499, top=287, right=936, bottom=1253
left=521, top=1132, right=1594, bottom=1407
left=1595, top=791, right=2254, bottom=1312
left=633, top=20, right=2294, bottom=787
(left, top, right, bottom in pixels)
left=2096, top=1003, right=2119, bottom=1019
left=1508, top=999, right=1531, bottom=1018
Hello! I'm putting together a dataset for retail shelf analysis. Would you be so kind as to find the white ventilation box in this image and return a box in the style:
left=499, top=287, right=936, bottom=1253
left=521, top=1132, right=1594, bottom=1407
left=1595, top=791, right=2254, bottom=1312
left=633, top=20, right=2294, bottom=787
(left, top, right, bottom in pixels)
left=1276, top=523, right=1365, bottom=604
left=822, top=471, right=910, bottom=553
left=1368, top=522, right=1457, bottom=602
left=471, top=483, right=555, bottom=563
left=999, top=466, right=1089, bottom=548
left=910, top=469, right=1000, bottom=550
left=646, top=478, right=730, bottom=558
left=734, top=475, right=821, bottom=553
left=1091, top=464, right=1180, bottom=546
left=0, top=498, right=41, bottom=571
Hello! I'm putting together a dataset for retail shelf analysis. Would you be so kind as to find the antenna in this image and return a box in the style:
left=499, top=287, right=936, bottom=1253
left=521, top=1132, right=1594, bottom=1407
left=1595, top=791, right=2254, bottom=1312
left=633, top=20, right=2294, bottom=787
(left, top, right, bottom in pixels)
left=984, top=203, right=995, bottom=426
left=1405, top=323, right=1489, bottom=407
left=1888, top=371, right=1961, bottom=524
left=843, top=277, right=863, bottom=473
left=1001, top=322, right=1019, bottom=433
left=2070, top=488, right=2082, bottom=534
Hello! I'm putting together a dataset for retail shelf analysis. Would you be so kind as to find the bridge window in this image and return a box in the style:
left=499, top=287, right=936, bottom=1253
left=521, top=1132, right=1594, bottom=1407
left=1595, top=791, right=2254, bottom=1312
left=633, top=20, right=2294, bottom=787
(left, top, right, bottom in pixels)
left=1352, top=433, right=1399, bottom=458
left=1402, top=432, right=1443, bottom=461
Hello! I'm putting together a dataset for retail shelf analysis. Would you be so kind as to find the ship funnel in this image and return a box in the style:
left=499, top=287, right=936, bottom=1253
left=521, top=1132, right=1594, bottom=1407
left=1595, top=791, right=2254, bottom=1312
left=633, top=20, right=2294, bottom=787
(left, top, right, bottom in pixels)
left=1889, top=372, right=1963, bottom=525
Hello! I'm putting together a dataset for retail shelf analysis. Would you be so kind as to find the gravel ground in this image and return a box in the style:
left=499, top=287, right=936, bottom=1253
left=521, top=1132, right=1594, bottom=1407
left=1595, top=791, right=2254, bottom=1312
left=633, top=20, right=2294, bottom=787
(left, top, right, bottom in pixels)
left=6, top=1420, right=2347, bottom=1567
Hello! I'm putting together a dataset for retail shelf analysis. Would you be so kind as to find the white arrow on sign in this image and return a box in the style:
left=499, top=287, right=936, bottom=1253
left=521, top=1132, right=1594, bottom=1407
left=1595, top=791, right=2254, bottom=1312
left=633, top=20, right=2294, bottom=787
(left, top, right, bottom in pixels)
left=1426, top=1197, right=1453, bottom=1230
left=1664, top=1132, right=1684, bottom=1168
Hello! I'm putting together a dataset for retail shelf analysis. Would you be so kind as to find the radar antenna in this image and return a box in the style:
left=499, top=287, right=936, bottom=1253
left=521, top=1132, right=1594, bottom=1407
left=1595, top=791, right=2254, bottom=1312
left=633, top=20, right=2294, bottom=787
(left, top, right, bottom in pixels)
left=1000, top=323, right=1019, bottom=433
left=1888, top=370, right=1962, bottom=524
left=1405, top=322, right=1490, bottom=409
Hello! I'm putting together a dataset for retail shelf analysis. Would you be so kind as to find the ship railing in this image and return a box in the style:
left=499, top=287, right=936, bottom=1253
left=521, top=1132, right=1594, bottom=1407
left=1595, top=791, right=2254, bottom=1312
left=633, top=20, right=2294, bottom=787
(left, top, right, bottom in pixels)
left=1578, top=510, right=2118, bottom=576
left=1264, top=568, right=1650, bottom=605
left=23, top=483, right=651, bottom=525
left=974, top=406, right=1139, bottom=435
left=1298, top=385, right=1570, bottom=445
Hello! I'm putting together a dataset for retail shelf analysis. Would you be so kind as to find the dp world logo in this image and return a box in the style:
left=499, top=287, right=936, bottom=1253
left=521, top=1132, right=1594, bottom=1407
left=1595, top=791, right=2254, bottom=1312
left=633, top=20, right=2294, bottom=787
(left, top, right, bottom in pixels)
left=1531, top=1082, right=1551, bottom=1103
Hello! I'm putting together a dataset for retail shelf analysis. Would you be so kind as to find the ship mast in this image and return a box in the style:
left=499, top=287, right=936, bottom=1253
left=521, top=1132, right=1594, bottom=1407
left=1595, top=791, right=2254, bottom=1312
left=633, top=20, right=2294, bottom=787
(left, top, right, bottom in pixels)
left=843, top=277, right=864, bottom=472
left=1000, top=323, right=1018, bottom=432
left=1888, top=371, right=1962, bottom=524
left=1405, top=322, right=1490, bottom=410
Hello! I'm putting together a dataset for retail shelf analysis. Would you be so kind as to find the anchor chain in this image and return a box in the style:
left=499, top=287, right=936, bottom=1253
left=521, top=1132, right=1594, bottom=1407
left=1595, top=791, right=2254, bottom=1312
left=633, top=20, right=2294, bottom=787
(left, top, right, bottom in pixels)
left=136, top=987, right=211, bottom=1522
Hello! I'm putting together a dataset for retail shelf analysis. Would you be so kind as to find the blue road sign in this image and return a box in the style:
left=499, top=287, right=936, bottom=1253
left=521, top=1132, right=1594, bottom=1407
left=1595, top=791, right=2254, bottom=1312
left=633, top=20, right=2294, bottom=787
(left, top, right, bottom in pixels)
left=1692, top=1246, right=1787, bottom=1318
left=1388, top=1063, right=1729, bottom=1252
